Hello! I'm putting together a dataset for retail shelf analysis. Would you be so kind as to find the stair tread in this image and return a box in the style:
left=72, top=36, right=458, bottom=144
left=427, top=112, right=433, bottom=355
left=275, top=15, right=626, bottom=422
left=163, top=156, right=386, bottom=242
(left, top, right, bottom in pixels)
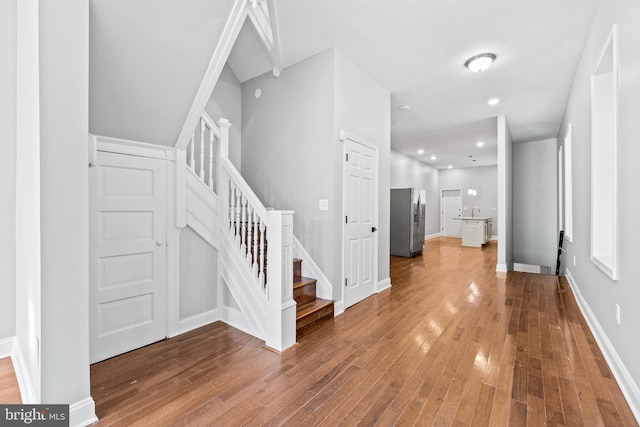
left=293, top=276, right=317, bottom=289
left=296, top=298, right=333, bottom=319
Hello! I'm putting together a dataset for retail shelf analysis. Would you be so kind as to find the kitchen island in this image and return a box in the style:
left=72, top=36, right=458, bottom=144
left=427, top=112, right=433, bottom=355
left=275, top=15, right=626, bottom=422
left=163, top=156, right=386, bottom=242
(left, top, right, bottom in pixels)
left=455, top=217, right=493, bottom=247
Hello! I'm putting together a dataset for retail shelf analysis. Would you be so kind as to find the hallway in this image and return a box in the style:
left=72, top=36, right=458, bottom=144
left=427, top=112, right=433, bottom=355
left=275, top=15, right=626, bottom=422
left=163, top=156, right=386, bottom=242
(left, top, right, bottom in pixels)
left=90, top=237, right=637, bottom=425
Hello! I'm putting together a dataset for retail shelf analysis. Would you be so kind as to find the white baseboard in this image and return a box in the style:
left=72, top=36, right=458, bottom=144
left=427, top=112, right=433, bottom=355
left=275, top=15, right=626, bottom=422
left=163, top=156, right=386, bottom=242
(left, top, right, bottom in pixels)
left=69, top=397, right=98, bottom=427
left=0, top=336, right=14, bottom=358
left=495, top=263, right=508, bottom=273
left=12, top=339, right=37, bottom=404
left=334, top=300, right=345, bottom=316
left=169, top=308, right=220, bottom=338
left=424, top=232, right=441, bottom=240
left=377, top=278, right=392, bottom=293
left=565, top=269, right=640, bottom=423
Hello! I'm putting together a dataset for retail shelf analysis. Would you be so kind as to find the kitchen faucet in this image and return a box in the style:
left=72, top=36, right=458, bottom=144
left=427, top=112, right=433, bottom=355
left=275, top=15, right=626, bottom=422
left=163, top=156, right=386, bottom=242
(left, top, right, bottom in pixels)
left=471, top=207, right=480, bottom=218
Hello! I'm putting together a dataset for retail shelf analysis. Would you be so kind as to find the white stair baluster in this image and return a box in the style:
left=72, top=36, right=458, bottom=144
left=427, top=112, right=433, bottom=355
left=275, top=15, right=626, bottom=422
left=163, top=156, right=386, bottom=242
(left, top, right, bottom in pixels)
left=235, top=187, right=241, bottom=244
left=189, top=133, right=195, bottom=171
left=241, top=196, right=248, bottom=255
left=227, top=179, right=234, bottom=234
left=199, top=118, right=205, bottom=180
left=252, top=209, right=259, bottom=277
left=208, top=125, right=214, bottom=189
left=246, top=205, right=254, bottom=269
left=259, top=219, right=266, bottom=286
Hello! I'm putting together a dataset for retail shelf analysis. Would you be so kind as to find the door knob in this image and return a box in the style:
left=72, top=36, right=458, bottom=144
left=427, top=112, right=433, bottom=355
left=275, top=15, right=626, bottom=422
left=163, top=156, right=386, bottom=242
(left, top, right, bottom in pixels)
left=371, top=227, right=378, bottom=232
left=156, top=241, right=164, bottom=246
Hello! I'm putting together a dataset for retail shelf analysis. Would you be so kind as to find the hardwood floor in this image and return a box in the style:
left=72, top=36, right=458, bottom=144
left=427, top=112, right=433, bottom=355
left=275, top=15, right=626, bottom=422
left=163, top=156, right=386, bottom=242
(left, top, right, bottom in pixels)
left=0, top=357, right=21, bottom=404
left=86, top=237, right=636, bottom=426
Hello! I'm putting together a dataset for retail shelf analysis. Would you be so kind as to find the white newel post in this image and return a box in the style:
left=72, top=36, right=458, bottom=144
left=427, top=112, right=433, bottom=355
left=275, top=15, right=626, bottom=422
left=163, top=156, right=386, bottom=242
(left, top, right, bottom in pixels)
left=216, top=118, right=231, bottom=160
left=265, top=210, right=297, bottom=352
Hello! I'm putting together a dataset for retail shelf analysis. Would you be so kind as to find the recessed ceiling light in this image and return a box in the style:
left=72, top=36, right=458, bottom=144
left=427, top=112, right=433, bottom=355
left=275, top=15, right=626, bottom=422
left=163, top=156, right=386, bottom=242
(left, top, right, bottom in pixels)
left=399, top=105, right=411, bottom=111
left=448, top=165, right=453, bottom=169
left=464, top=53, right=496, bottom=73
left=488, top=98, right=500, bottom=106
left=417, top=149, right=424, bottom=155
left=430, top=155, right=436, bottom=160
left=476, top=141, right=485, bottom=147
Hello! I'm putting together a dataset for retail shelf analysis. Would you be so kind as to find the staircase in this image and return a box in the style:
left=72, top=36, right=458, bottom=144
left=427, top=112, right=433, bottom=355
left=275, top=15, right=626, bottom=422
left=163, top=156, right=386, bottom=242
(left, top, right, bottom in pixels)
left=293, top=258, right=334, bottom=339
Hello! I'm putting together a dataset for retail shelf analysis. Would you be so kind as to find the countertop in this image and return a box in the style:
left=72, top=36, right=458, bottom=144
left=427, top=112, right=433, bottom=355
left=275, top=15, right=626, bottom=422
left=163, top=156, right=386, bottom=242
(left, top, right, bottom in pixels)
left=454, top=217, right=493, bottom=221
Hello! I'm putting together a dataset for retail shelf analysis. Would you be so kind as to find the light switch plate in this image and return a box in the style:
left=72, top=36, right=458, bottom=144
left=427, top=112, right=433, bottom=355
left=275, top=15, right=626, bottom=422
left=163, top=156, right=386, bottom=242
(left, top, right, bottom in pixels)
left=319, top=199, right=329, bottom=211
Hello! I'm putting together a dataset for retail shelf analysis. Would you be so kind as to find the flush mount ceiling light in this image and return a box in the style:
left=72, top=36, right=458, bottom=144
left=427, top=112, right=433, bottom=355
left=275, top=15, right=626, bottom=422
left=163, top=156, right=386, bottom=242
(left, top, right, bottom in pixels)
left=465, top=53, right=496, bottom=73
left=417, top=149, right=424, bottom=155
left=488, top=97, right=500, bottom=106
left=476, top=141, right=485, bottom=147
left=448, top=165, right=453, bottom=169
left=430, top=155, right=437, bottom=160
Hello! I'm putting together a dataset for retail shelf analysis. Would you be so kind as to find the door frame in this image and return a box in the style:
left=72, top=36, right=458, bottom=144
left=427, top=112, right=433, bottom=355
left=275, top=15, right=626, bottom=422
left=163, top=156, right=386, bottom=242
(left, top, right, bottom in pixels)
left=340, top=130, right=379, bottom=312
left=89, top=135, right=179, bottom=355
left=440, top=188, right=462, bottom=237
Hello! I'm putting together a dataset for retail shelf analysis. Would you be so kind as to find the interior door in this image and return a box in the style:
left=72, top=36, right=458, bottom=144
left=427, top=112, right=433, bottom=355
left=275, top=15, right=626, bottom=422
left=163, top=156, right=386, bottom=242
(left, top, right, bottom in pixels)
left=442, top=190, right=462, bottom=236
left=89, top=151, right=167, bottom=363
left=344, top=136, right=378, bottom=309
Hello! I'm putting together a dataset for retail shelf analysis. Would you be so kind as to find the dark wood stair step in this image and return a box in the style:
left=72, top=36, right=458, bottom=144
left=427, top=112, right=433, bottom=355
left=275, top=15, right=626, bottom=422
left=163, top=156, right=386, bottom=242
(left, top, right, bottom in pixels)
left=293, top=258, right=302, bottom=283
left=293, top=276, right=317, bottom=305
left=296, top=298, right=334, bottom=329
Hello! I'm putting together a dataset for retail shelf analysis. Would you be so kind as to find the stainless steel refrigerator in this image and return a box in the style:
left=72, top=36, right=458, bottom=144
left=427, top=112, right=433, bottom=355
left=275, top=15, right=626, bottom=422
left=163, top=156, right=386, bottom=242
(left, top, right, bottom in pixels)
left=390, top=188, right=426, bottom=257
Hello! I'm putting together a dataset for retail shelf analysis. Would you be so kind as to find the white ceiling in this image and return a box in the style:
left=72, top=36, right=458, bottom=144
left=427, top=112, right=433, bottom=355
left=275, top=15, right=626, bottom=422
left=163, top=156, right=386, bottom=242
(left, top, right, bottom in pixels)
left=228, top=0, right=600, bottom=169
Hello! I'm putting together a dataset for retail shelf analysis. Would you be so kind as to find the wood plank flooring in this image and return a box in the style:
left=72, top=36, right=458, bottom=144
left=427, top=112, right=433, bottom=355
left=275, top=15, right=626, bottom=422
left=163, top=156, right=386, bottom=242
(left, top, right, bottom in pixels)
left=83, top=237, right=635, bottom=425
left=0, top=357, right=21, bottom=404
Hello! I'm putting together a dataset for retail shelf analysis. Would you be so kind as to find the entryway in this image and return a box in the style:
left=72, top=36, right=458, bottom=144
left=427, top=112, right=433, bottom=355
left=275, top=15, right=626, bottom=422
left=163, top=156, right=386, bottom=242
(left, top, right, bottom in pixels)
left=441, top=189, right=462, bottom=237
left=343, top=132, right=378, bottom=309
left=89, top=151, right=168, bottom=363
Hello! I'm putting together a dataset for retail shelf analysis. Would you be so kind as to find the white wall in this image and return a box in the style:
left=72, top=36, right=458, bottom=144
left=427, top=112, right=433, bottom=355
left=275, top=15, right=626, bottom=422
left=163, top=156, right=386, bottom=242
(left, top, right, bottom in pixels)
left=15, top=0, right=42, bottom=400
left=439, top=165, right=498, bottom=235
left=241, top=49, right=336, bottom=292
left=206, top=63, right=242, bottom=170
left=560, top=0, right=640, bottom=418
left=38, top=0, right=95, bottom=417
left=497, top=115, right=514, bottom=271
left=513, top=138, right=557, bottom=268
left=89, top=0, right=234, bottom=146
left=179, top=227, right=218, bottom=320
left=390, top=150, right=440, bottom=237
left=241, top=48, right=391, bottom=303
left=0, top=0, right=17, bottom=341
left=334, top=50, right=391, bottom=294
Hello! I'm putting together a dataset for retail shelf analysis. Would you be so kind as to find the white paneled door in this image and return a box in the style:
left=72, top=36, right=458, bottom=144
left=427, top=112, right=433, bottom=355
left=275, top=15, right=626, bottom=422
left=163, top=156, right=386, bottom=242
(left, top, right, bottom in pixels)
left=441, top=190, right=462, bottom=237
left=89, top=152, right=167, bottom=363
left=344, top=135, right=378, bottom=309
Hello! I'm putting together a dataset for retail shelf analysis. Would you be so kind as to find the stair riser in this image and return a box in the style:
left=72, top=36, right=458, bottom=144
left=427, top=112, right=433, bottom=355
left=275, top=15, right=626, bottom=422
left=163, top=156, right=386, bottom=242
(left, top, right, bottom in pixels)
left=293, top=259, right=302, bottom=283
left=293, top=282, right=317, bottom=305
left=296, top=304, right=334, bottom=330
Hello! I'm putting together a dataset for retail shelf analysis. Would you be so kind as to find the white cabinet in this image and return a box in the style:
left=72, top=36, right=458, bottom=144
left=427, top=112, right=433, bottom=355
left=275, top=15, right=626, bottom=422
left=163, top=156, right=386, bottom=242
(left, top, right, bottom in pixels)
left=460, top=218, right=492, bottom=247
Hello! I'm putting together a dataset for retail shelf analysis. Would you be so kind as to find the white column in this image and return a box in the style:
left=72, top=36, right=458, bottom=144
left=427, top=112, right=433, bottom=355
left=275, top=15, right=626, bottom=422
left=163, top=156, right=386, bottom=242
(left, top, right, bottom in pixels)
left=264, top=210, right=296, bottom=352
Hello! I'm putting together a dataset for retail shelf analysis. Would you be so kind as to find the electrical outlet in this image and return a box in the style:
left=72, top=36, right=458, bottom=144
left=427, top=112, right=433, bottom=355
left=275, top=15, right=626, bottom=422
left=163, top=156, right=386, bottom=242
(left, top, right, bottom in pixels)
left=319, top=199, right=329, bottom=211
left=573, top=256, right=576, bottom=267
left=616, top=304, right=621, bottom=325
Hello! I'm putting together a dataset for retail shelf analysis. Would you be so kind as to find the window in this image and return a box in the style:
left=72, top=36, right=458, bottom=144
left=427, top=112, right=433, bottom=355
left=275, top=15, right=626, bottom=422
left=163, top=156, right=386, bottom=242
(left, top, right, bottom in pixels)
left=590, top=25, right=618, bottom=280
